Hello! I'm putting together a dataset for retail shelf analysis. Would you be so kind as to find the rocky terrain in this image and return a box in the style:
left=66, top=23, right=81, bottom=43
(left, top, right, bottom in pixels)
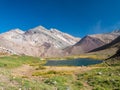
left=0, top=26, right=120, bottom=57
left=0, top=26, right=80, bottom=57
left=90, top=31, right=120, bottom=43
left=65, top=36, right=105, bottom=55
left=90, top=35, right=120, bottom=52
left=88, top=35, right=120, bottom=60
left=105, top=49, right=120, bottom=65
left=65, top=30, right=120, bottom=55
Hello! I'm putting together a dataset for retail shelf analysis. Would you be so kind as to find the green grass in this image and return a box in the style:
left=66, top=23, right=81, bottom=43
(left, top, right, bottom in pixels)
left=32, top=70, right=73, bottom=78
left=44, top=75, right=83, bottom=90
left=0, top=55, right=43, bottom=68
left=0, top=55, right=120, bottom=90
left=77, top=66, right=120, bottom=90
left=8, top=76, right=54, bottom=90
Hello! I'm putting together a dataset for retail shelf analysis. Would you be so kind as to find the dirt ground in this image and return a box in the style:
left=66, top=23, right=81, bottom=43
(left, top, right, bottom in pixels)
left=11, top=64, right=101, bottom=78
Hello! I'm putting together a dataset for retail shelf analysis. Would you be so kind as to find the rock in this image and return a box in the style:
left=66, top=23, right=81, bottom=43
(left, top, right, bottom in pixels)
left=97, top=72, right=102, bottom=75
left=53, top=81, right=57, bottom=85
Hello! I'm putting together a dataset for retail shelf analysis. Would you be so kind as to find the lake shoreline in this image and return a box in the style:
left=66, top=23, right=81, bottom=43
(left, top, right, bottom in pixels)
left=44, top=54, right=105, bottom=61
left=44, top=58, right=103, bottom=66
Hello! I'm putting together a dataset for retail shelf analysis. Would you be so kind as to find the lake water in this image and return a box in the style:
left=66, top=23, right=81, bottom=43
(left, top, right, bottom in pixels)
left=45, top=58, right=103, bottom=66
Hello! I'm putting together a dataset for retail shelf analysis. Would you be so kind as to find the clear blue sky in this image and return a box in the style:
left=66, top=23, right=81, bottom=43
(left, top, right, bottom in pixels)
left=0, top=0, right=120, bottom=37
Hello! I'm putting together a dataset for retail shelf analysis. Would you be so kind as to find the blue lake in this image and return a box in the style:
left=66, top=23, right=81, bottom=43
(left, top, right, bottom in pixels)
left=45, top=58, right=103, bottom=66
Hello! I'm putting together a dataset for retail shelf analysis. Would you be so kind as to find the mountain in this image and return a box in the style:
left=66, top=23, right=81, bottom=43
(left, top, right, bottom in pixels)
left=90, top=35, right=120, bottom=52
left=65, top=30, right=120, bottom=55
left=0, top=26, right=80, bottom=57
left=89, top=29, right=120, bottom=43
left=24, top=26, right=80, bottom=49
left=90, top=32, right=120, bottom=44
left=98, top=37, right=120, bottom=65
left=1, top=26, right=120, bottom=57
left=112, top=29, right=120, bottom=33
left=89, top=35, right=120, bottom=60
left=65, top=36, right=105, bottom=55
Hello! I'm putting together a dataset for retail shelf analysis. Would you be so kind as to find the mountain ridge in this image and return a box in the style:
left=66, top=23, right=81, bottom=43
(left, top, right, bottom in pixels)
left=64, top=35, right=106, bottom=55
left=0, top=26, right=120, bottom=58
left=64, top=30, right=120, bottom=55
left=0, top=26, right=80, bottom=57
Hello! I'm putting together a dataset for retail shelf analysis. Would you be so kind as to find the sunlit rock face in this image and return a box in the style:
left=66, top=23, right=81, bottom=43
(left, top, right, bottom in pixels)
left=0, top=26, right=80, bottom=57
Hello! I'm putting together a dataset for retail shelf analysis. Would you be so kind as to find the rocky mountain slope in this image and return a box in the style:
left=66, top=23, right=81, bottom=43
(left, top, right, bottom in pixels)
left=106, top=49, right=120, bottom=60
left=90, top=30, right=120, bottom=43
left=65, top=36, right=105, bottom=55
left=1, top=26, right=120, bottom=57
left=24, top=26, right=80, bottom=49
left=65, top=31, right=120, bottom=55
left=89, top=35, right=120, bottom=60
left=0, top=26, right=80, bottom=57
left=90, top=35, right=120, bottom=52
left=104, top=47, right=120, bottom=66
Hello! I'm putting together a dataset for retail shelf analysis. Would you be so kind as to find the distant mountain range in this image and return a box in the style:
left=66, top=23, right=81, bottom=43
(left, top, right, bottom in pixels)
left=0, top=25, right=120, bottom=58
left=65, top=31, right=120, bottom=55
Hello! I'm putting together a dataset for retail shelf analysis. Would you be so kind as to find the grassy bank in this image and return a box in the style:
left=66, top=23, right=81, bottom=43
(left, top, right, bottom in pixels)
left=0, top=55, right=119, bottom=90
left=45, top=54, right=105, bottom=61
left=0, top=55, right=45, bottom=68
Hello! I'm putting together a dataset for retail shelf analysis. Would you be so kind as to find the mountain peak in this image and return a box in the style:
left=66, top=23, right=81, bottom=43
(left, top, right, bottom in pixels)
left=33, top=26, right=48, bottom=31
left=112, top=29, right=120, bottom=33
left=50, top=28, right=61, bottom=32
left=50, top=28, right=62, bottom=34
left=76, top=35, right=92, bottom=43
left=2, top=28, right=24, bottom=34
left=27, top=25, right=48, bottom=34
left=6, top=28, right=24, bottom=34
